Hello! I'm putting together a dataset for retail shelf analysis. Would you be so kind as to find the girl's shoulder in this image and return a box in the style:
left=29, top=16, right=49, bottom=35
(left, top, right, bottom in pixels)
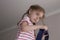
left=18, top=15, right=33, bottom=26
left=21, top=15, right=30, bottom=23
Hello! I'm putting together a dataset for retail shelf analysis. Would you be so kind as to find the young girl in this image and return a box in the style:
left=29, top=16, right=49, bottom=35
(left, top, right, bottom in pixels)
left=16, top=5, right=48, bottom=40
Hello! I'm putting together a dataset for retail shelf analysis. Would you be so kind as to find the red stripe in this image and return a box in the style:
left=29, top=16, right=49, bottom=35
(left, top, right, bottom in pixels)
left=19, top=35, right=34, bottom=40
left=27, top=31, right=34, bottom=35
left=17, top=38, right=26, bottom=40
left=20, top=32, right=34, bottom=38
left=16, top=32, right=35, bottom=39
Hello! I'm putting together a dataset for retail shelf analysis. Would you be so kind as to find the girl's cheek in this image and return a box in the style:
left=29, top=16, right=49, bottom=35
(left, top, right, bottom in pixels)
left=32, top=15, right=36, bottom=18
left=36, top=19, right=39, bottom=23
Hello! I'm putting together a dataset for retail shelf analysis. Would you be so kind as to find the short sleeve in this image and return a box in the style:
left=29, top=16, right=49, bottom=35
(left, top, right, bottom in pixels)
left=19, top=19, right=29, bottom=26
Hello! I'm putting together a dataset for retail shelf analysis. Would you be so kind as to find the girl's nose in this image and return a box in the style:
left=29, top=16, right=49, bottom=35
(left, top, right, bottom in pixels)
left=36, top=17, right=39, bottom=20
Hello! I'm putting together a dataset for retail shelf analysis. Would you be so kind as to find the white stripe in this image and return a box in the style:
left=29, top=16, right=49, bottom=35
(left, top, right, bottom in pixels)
left=19, top=33, right=34, bottom=39
left=18, top=37, right=34, bottom=40
left=20, top=31, right=34, bottom=36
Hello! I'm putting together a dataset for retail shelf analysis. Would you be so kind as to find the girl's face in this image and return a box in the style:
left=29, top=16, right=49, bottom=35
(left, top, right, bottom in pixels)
left=29, top=10, right=44, bottom=23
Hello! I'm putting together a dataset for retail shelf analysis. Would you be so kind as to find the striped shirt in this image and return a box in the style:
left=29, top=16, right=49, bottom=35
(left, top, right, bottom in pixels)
left=16, top=15, right=35, bottom=40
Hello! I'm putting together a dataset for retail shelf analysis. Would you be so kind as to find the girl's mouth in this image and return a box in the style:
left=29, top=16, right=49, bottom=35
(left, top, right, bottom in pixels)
left=32, top=18, right=38, bottom=23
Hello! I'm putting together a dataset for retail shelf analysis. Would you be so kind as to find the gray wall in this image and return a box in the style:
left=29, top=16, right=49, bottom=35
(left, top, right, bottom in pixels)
left=46, top=13, right=60, bottom=40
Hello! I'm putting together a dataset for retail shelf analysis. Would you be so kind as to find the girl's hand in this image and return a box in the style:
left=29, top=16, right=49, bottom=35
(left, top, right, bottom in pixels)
left=42, top=35, right=45, bottom=40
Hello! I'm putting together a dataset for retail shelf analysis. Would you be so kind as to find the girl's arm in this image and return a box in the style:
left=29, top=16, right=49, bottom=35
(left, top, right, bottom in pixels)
left=19, top=21, right=48, bottom=32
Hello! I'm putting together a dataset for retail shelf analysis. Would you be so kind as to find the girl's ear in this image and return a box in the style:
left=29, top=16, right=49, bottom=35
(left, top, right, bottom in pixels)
left=29, top=9, right=33, bottom=14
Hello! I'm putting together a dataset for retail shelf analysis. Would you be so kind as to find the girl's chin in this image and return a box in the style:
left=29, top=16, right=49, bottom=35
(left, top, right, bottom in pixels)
left=31, top=20, right=37, bottom=23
